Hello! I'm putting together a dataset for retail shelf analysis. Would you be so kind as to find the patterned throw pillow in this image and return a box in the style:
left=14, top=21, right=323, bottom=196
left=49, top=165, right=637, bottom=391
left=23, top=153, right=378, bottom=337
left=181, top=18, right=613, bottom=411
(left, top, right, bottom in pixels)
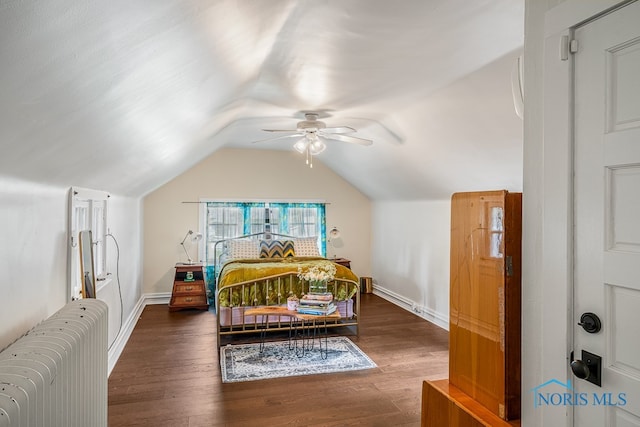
left=227, top=239, right=259, bottom=259
left=294, top=237, right=321, bottom=257
left=259, top=240, right=295, bottom=258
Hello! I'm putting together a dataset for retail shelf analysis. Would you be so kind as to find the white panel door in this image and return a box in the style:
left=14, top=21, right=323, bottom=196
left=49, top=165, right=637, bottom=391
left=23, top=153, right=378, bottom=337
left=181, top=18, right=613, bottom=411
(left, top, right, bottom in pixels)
left=574, top=1, right=640, bottom=425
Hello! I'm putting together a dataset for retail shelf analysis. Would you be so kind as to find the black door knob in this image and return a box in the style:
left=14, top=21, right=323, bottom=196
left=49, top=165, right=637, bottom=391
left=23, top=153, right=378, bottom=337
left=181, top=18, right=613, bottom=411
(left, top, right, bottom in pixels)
left=570, top=359, right=591, bottom=379
left=570, top=350, right=602, bottom=386
left=578, top=312, right=602, bottom=333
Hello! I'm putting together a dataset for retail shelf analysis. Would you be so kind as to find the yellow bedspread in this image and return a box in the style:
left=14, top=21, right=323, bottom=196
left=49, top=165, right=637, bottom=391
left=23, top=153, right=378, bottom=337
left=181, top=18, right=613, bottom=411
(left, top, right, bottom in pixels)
left=217, top=257, right=359, bottom=307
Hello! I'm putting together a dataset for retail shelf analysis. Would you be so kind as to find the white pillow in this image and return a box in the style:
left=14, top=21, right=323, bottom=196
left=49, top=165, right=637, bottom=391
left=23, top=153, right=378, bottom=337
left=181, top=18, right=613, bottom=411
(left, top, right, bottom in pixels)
left=227, top=239, right=259, bottom=259
left=294, top=237, right=321, bottom=257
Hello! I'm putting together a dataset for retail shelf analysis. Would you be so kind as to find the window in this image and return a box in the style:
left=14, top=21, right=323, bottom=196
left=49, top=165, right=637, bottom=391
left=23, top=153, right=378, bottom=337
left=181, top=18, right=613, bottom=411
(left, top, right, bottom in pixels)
left=488, top=205, right=504, bottom=259
left=69, top=187, right=109, bottom=300
left=202, top=201, right=326, bottom=265
left=288, top=207, right=319, bottom=236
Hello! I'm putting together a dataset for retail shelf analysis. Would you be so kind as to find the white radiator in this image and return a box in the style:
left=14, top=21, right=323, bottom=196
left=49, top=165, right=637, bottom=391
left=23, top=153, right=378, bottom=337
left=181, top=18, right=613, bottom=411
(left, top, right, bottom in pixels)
left=0, top=299, right=108, bottom=427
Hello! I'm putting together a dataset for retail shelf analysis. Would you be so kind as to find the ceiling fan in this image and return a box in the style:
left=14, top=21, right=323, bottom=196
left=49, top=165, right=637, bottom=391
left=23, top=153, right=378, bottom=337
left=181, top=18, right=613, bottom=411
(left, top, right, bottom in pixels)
left=253, top=113, right=373, bottom=167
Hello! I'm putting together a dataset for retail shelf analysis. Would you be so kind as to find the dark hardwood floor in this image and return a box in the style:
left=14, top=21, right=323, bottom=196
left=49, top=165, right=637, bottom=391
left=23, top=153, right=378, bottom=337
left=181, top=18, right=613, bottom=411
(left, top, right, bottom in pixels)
left=108, top=294, right=449, bottom=426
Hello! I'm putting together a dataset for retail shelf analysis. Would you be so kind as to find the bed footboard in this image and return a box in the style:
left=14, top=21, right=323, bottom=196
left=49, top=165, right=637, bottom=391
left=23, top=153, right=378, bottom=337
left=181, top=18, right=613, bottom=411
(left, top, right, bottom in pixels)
left=215, top=272, right=360, bottom=347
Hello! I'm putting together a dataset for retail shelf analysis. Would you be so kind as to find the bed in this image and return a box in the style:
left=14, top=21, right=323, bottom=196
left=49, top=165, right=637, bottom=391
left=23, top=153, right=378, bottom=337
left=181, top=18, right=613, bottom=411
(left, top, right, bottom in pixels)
left=213, top=233, right=360, bottom=347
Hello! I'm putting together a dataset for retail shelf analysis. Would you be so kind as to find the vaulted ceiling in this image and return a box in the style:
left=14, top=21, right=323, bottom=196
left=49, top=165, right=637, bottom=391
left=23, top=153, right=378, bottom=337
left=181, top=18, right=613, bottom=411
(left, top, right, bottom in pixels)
left=0, top=0, right=524, bottom=200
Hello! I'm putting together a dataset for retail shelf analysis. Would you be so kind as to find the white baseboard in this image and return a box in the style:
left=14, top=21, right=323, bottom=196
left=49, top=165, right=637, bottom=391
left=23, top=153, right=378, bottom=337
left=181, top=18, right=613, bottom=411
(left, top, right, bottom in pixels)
left=372, top=285, right=449, bottom=331
left=143, top=292, right=171, bottom=305
left=107, top=292, right=171, bottom=376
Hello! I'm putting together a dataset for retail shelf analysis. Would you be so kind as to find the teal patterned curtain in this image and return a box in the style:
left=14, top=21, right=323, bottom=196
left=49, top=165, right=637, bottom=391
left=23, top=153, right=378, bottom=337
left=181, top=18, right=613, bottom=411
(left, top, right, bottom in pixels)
left=272, top=202, right=326, bottom=255
left=203, top=201, right=326, bottom=303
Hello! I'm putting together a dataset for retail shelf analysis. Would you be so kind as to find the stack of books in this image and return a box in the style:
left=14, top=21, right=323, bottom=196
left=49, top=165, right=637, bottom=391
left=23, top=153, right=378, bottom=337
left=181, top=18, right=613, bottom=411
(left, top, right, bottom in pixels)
left=297, top=292, right=336, bottom=315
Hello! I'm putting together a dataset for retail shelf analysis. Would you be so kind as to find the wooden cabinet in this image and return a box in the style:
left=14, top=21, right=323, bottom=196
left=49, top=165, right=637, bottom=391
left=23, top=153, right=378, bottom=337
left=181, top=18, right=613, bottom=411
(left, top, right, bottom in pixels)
left=422, top=190, right=522, bottom=425
left=169, top=264, right=208, bottom=312
left=421, top=380, right=520, bottom=427
left=448, top=191, right=521, bottom=421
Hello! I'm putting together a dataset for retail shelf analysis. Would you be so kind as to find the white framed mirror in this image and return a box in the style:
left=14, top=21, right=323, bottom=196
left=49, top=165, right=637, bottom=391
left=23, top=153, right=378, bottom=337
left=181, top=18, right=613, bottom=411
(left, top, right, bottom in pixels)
left=79, top=230, right=96, bottom=298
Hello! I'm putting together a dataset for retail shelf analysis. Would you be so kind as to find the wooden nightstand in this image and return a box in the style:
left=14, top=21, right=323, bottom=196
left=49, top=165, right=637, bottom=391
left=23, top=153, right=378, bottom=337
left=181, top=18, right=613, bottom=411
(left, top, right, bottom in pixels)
left=330, top=258, right=351, bottom=269
left=169, top=263, right=209, bottom=312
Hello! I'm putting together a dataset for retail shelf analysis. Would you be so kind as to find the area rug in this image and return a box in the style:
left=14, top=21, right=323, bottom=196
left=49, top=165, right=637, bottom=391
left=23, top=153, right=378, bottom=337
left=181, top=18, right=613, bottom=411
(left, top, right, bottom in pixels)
left=220, top=336, right=377, bottom=383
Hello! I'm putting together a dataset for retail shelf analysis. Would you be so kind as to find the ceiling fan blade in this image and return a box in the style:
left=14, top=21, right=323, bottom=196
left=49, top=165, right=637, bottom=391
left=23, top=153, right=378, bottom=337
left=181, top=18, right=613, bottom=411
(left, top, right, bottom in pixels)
left=322, top=126, right=357, bottom=134
left=262, top=129, right=300, bottom=133
left=321, top=133, right=373, bottom=146
left=251, top=132, right=304, bottom=144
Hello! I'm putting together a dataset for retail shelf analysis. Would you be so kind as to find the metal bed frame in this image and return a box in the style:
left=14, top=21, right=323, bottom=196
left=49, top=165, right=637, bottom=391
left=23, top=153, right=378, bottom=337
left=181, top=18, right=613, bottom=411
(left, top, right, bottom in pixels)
left=213, top=233, right=360, bottom=347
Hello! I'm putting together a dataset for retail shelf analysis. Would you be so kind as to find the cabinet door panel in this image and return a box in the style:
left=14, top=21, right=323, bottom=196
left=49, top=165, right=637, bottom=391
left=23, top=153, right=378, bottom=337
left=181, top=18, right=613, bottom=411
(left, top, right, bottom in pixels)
left=449, top=191, right=521, bottom=421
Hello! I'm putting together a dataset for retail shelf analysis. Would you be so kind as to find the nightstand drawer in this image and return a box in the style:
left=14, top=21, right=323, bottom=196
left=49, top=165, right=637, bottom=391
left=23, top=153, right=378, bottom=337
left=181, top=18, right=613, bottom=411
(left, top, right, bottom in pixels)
left=174, top=281, right=205, bottom=294
left=172, top=294, right=207, bottom=306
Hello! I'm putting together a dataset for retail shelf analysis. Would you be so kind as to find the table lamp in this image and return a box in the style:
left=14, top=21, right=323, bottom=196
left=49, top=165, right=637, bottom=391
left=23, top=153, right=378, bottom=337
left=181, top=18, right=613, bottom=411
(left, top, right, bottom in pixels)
left=180, top=230, right=202, bottom=264
left=328, top=226, right=341, bottom=259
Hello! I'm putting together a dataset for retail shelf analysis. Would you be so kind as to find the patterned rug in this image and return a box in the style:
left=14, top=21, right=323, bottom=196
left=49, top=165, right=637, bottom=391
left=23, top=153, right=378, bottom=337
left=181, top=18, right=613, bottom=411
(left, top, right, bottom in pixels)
left=220, top=336, right=377, bottom=383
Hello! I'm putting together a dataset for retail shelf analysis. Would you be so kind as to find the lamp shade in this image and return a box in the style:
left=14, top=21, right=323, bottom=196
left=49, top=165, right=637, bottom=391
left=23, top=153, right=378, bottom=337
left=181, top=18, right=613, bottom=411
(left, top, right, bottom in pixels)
left=180, top=229, right=201, bottom=264
left=329, top=227, right=340, bottom=239
left=328, top=226, right=341, bottom=259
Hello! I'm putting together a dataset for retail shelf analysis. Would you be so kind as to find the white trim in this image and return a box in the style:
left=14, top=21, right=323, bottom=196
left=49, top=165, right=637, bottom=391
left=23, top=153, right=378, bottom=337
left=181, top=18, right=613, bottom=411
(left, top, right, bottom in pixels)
left=545, top=0, right=631, bottom=37
left=71, top=186, right=110, bottom=201
left=539, top=26, right=575, bottom=427
left=143, top=292, right=171, bottom=305
left=95, top=277, right=113, bottom=294
left=372, top=284, right=449, bottom=331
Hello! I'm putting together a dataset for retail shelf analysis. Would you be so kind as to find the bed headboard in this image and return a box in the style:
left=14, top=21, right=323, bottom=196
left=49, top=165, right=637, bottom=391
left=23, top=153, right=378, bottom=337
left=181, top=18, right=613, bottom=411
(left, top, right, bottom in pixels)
left=213, top=232, right=317, bottom=282
left=213, top=232, right=296, bottom=264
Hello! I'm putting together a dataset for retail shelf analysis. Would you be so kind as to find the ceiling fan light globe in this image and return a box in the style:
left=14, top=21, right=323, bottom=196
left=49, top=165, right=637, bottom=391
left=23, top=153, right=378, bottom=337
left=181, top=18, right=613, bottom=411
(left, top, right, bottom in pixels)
left=293, top=140, right=308, bottom=153
left=309, top=140, right=326, bottom=155
left=305, top=132, right=319, bottom=141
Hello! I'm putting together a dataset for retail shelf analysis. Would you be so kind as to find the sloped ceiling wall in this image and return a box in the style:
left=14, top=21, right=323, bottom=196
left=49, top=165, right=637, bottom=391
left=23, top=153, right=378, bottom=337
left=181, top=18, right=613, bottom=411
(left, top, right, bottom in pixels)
left=0, top=0, right=524, bottom=199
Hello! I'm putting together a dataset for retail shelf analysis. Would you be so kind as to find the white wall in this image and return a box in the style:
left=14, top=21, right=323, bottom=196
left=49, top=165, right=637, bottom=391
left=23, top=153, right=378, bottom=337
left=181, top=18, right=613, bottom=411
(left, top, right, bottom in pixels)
left=0, top=175, right=143, bottom=358
left=98, top=194, right=143, bottom=348
left=0, top=177, right=68, bottom=349
left=371, top=200, right=451, bottom=329
left=386, top=49, right=524, bottom=199
left=142, top=148, right=372, bottom=296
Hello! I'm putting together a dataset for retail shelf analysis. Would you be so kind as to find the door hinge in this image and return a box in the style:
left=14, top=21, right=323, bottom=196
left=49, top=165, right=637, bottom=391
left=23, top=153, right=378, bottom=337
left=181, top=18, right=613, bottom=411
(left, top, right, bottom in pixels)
left=560, top=36, right=579, bottom=61
left=506, top=256, right=513, bottom=277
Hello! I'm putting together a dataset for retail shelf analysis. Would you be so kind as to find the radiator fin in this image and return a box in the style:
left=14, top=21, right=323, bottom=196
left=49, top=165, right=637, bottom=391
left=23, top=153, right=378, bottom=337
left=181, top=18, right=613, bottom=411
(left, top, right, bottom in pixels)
left=0, top=299, right=108, bottom=427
